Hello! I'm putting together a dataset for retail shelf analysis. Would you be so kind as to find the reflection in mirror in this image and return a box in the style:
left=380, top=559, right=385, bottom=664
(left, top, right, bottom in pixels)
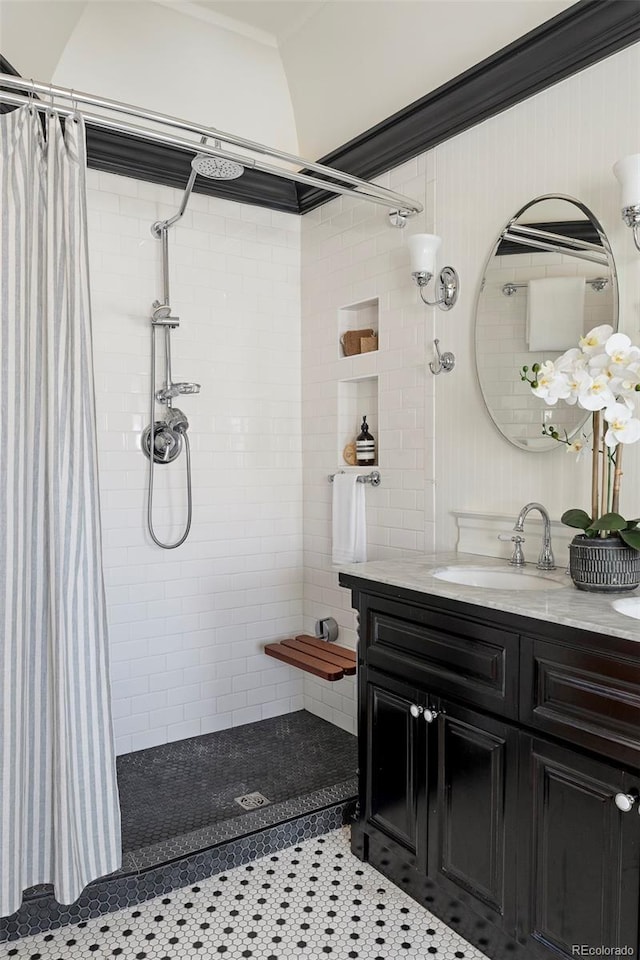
left=475, top=195, right=618, bottom=452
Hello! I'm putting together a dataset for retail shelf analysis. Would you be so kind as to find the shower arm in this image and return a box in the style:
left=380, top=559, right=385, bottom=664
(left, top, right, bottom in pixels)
left=0, top=76, right=423, bottom=222
left=153, top=171, right=197, bottom=236
left=152, top=136, right=207, bottom=236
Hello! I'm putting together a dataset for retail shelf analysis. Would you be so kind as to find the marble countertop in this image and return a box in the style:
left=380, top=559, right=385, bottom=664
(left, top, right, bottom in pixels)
left=337, top=552, right=640, bottom=644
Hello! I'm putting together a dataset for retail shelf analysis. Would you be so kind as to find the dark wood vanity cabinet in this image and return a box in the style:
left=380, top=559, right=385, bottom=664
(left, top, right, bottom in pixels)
left=432, top=698, right=519, bottom=931
left=520, top=735, right=640, bottom=959
left=365, top=671, right=423, bottom=863
left=341, top=575, right=640, bottom=960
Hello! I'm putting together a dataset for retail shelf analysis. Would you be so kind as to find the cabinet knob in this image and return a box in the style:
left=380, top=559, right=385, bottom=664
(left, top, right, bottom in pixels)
left=614, top=792, right=636, bottom=813
left=424, top=708, right=439, bottom=723
left=409, top=704, right=423, bottom=718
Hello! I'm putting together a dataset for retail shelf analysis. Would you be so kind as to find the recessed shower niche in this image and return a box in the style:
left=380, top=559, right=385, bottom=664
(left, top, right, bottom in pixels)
left=338, top=298, right=379, bottom=358
left=338, top=376, right=379, bottom=466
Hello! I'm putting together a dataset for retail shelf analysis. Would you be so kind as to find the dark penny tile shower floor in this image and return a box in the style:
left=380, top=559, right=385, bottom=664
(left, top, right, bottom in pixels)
left=117, top=711, right=358, bottom=872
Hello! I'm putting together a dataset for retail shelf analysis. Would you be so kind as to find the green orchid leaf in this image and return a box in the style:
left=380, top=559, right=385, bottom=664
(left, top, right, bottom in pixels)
left=588, top=512, right=627, bottom=532
left=561, top=509, right=592, bottom=530
left=620, top=529, right=640, bottom=551
left=625, top=518, right=640, bottom=530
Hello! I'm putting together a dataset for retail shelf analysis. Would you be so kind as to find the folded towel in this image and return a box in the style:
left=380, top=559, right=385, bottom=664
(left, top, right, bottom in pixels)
left=332, top=473, right=367, bottom=564
left=526, top=276, right=585, bottom=352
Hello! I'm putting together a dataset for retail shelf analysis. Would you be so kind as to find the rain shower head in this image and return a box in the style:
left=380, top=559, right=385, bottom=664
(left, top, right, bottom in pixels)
left=191, top=141, right=244, bottom=181
left=191, top=154, right=245, bottom=180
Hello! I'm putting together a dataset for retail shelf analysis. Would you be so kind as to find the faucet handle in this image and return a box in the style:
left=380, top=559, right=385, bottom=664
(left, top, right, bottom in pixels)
left=498, top=533, right=526, bottom=566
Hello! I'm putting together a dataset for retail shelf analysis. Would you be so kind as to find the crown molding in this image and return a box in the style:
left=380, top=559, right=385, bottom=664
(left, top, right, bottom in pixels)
left=295, top=0, right=640, bottom=214
left=3, top=1, right=640, bottom=215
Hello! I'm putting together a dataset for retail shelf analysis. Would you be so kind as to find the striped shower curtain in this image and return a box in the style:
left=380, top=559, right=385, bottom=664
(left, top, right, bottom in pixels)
left=0, top=106, right=121, bottom=917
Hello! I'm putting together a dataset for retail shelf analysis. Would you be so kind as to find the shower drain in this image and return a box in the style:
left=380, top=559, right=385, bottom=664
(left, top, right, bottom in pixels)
left=234, top=791, right=271, bottom=810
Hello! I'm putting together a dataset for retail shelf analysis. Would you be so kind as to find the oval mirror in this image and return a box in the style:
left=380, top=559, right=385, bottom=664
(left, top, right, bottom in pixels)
left=475, top=195, right=618, bottom=451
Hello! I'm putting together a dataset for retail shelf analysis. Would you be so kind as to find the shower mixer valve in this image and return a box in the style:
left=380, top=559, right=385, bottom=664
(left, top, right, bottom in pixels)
left=142, top=420, right=183, bottom=464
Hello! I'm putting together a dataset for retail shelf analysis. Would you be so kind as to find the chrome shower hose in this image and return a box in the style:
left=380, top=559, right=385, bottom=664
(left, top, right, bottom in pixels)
left=146, top=324, right=193, bottom=549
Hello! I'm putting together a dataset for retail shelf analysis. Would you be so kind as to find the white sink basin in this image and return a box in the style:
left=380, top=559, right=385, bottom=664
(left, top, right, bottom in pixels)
left=611, top=597, right=640, bottom=620
left=432, top=565, right=566, bottom=591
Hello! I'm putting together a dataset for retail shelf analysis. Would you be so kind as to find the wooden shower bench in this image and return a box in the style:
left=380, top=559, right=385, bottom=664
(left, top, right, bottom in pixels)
left=264, top=634, right=356, bottom=681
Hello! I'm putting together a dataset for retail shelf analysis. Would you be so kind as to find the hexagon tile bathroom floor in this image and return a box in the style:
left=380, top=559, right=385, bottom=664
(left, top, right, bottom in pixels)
left=0, top=828, right=490, bottom=960
left=116, top=711, right=358, bottom=870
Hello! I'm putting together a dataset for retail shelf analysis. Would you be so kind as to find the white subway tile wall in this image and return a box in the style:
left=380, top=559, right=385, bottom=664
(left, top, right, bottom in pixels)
left=87, top=171, right=304, bottom=755
left=87, top=42, right=640, bottom=748
left=299, top=42, right=640, bottom=733
left=433, top=45, right=640, bottom=551
left=301, top=157, right=434, bottom=734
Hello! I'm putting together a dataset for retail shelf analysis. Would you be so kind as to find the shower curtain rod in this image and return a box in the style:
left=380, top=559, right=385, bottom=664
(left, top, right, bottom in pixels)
left=0, top=75, right=423, bottom=219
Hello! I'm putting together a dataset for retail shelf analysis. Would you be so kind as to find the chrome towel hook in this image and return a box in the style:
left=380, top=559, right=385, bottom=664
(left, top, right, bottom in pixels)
left=429, top=339, right=455, bottom=375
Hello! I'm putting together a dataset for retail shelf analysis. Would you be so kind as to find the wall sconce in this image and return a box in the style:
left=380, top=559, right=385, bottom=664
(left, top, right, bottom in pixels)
left=408, top=233, right=459, bottom=374
left=408, top=233, right=460, bottom=310
left=613, top=154, right=640, bottom=252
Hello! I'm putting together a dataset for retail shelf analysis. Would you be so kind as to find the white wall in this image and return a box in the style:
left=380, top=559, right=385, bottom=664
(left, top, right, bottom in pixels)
left=433, top=44, right=640, bottom=549
left=0, top=0, right=86, bottom=79
left=49, top=1, right=299, bottom=158
left=87, top=170, right=303, bottom=755
left=301, top=158, right=433, bottom=734
left=300, top=41, right=640, bottom=732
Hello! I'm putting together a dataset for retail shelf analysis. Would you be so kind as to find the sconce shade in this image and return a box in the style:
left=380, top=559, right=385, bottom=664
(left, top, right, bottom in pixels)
left=408, top=233, right=441, bottom=276
left=613, top=154, right=640, bottom=208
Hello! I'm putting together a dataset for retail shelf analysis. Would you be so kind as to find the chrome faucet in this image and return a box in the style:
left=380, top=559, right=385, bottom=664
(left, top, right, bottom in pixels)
left=513, top=502, right=555, bottom=570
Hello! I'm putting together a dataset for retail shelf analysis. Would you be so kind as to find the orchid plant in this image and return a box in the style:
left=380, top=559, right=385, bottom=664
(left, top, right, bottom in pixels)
left=520, top=324, right=640, bottom=550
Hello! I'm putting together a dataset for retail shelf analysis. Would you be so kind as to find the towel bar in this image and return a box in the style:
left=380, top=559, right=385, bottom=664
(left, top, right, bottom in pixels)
left=328, top=470, right=381, bottom=486
left=502, top=277, right=608, bottom=296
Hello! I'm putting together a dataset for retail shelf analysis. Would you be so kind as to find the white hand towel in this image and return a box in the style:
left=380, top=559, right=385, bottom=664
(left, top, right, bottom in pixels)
left=332, top=473, right=367, bottom=564
left=526, top=276, right=585, bottom=352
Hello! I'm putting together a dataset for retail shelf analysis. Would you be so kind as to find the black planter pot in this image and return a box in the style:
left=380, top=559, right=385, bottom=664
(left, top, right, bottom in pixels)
left=568, top=534, right=640, bottom=593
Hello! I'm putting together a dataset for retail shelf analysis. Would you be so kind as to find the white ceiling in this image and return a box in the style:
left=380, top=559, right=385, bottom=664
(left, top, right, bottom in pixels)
left=187, top=0, right=579, bottom=158
left=1, top=0, right=580, bottom=160
left=192, top=0, right=325, bottom=45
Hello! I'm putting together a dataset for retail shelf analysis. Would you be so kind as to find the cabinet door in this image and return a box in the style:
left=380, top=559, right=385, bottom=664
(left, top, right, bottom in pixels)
left=429, top=700, right=519, bottom=931
left=521, top=735, right=640, bottom=958
left=364, top=672, right=425, bottom=864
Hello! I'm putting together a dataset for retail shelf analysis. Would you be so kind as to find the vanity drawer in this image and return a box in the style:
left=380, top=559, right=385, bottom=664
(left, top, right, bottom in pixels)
left=520, top=637, right=640, bottom=767
left=361, top=596, right=519, bottom=718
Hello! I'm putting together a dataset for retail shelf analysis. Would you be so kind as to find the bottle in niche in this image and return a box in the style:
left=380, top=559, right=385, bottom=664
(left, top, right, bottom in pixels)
left=356, top=415, right=376, bottom=466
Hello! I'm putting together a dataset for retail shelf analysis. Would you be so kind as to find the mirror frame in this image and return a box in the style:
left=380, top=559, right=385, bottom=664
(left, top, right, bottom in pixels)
left=474, top=193, right=619, bottom=453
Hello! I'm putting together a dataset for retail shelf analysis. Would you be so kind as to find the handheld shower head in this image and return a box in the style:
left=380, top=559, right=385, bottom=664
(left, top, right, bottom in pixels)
left=165, top=407, right=189, bottom=435
left=152, top=302, right=172, bottom=321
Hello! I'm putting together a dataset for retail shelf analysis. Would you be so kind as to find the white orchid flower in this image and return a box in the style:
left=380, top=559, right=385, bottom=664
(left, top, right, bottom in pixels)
left=615, top=362, right=640, bottom=402
left=588, top=352, right=614, bottom=378
left=605, top=332, right=640, bottom=368
left=555, top=347, right=583, bottom=371
left=579, top=324, right=614, bottom=356
left=576, top=374, right=616, bottom=410
left=564, top=367, right=591, bottom=406
left=603, top=402, right=640, bottom=448
left=531, top=360, right=571, bottom=405
left=566, top=438, right=586, bottom=460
